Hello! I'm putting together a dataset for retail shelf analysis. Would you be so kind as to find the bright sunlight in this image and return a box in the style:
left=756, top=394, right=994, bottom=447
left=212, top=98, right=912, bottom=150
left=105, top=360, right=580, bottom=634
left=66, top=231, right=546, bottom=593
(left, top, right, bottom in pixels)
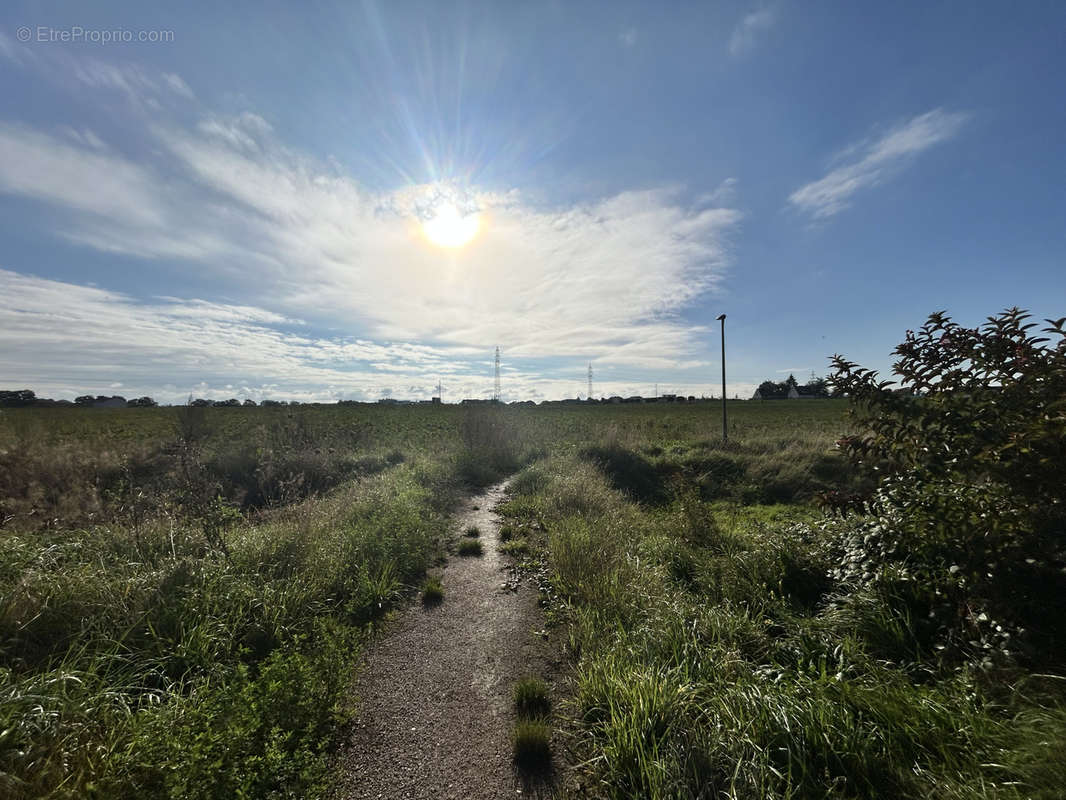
left=422, top=201, right=481, bottom=248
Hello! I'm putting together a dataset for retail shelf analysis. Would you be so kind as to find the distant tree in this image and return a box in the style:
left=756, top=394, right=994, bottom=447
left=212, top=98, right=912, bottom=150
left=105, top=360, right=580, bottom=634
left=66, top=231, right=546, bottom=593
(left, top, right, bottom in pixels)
left=0, top=389, right=36, bottom=407
left=261, top=399, right=282, bottom=407
left=214, top=398, right=240, bottom=407
left=801, top=377, right=830, bottom=397
left=242, top=399, right=257, bottom=407
left=755, top=380, right=786, bottom=398
left=75, top=395, right=95, bottom=406
left=127, top=396, right=157, bottom=407
left=784, top=373, right=798, bottom=390
left=190, top=398, right=211, bottom=407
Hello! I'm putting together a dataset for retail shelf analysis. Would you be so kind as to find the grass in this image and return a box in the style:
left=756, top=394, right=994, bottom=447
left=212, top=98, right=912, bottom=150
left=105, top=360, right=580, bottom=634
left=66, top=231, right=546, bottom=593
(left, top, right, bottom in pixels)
left=513, top=676, right=551, bottom=719
left=492, top=404, right=1066, bottom=800
left=19, top=398, right=1034, bottom=798
left=500, top=537, right=530, bottom=557
left=457, top=538, right=484, bottom=557
left=512, top=720, right=553, bottom=772
left=464, top=524, right=481, bottom=537
left=421, top=575, right=444, bottom=606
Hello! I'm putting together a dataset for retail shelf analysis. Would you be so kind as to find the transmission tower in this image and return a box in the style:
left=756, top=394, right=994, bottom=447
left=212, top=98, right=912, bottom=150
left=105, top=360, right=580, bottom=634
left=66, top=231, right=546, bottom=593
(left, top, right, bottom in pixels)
left=493, top=346, right=501, bottom=402
left=588, top=362, right=593, bottom=401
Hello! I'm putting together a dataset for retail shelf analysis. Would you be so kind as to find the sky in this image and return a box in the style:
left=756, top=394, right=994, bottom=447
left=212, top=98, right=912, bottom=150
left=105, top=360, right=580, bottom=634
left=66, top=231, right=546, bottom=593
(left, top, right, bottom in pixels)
left=0, top=1, right=1064, bottom=403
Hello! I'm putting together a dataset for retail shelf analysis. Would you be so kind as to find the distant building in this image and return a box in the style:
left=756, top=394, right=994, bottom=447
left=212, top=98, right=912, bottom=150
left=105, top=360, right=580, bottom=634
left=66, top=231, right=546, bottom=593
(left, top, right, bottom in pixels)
left=787, top=386, right=819, bottom=400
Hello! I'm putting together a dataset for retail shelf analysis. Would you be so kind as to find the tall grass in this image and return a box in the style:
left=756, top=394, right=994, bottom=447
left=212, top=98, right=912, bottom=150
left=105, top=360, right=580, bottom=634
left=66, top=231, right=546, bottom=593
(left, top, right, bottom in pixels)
left=498, top=407, right=1066, bottom=799
left=0, top=399, right=896, bottom=798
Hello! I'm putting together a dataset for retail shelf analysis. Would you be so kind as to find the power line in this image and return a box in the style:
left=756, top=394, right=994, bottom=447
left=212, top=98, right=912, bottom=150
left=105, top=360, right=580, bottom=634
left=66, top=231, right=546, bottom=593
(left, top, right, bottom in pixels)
left=493, top=346, right=501, bottom=402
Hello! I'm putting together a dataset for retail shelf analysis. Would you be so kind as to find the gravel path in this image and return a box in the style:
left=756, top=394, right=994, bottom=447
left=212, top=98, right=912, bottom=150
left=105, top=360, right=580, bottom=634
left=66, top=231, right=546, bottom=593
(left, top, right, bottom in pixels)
left=336, top=481, right=558, bottom=800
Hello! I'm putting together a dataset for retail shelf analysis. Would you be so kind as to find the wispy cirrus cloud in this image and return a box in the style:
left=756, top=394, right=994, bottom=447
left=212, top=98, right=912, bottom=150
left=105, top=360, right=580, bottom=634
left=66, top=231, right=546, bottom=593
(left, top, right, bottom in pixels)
left=728, top=8, right=777, bottom=57
left=789, top=109, right=968, bottom=219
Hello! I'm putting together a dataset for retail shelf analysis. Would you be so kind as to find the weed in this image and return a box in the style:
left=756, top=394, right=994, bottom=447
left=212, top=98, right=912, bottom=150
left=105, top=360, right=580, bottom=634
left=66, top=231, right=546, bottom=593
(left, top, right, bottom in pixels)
left=464, top=525, right=481, bottom=537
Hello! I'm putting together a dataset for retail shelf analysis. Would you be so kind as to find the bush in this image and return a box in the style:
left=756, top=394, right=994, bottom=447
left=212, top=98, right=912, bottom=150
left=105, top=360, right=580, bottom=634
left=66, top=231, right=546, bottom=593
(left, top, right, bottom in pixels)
left=830, top=308, right=1066, bottom=663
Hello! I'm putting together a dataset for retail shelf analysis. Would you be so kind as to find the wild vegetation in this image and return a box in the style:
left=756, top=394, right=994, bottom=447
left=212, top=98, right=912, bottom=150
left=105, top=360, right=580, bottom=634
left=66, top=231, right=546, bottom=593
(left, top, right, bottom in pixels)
left=0, top=403, right=524, bottom=798
left=3, top=309, right=1061, bottom=799
left=494, top=309, right=1065, bottom=799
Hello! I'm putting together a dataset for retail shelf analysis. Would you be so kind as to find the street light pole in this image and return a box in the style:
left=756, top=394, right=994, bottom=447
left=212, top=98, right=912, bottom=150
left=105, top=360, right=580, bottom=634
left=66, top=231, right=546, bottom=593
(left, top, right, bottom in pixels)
left=717, top=314, right=727, bottom=440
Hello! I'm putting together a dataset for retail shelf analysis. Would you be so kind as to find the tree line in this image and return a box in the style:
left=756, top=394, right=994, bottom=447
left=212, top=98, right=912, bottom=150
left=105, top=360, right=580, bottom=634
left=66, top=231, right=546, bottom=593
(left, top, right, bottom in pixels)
left=754, top=373, right=835, bottom=398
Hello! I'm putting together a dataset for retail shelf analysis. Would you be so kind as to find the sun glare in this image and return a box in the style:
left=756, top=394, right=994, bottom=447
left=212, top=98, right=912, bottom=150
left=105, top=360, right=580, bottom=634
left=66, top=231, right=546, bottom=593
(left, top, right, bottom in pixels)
left=422, top=201, right=481, bottom=248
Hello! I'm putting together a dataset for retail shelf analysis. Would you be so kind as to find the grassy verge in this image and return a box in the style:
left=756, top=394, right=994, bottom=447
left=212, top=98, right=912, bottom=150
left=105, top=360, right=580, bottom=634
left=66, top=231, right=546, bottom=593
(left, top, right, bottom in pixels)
left=0, top=465, right=451, bottom=798
left=500, top=446, right=1066, bottom=799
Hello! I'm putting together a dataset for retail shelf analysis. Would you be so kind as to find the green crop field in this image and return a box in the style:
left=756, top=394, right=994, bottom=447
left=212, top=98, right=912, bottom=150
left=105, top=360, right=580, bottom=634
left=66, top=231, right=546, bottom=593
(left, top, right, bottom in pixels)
left=1, top=394, right=1063, bottom=798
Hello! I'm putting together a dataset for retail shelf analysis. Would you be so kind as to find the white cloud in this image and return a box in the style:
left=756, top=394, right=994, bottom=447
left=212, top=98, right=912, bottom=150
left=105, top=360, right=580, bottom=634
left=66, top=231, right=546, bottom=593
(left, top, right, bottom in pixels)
left=0, top=51, right=744, bottom=399
left=789, top=109, right=968, bottom=219
left=0, top=269, right=742, bottom=403
left=729, top=8, right=776, bottom=56
left=162, top=72, right=195, bottom=99
left=619, top=28, right=638, bottom=47
left=700, top=177, right=738, bottom=206
left=0, top=114, right=740, bottom=370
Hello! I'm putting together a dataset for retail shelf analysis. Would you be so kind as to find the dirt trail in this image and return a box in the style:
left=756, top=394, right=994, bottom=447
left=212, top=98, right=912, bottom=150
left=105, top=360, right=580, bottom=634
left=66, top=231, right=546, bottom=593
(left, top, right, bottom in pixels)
left=337, top=481, right=557, bottom=800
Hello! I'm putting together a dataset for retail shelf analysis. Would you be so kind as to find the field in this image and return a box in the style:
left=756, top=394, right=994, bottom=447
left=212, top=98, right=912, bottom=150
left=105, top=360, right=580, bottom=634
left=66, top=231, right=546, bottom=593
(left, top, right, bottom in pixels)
left=1, top=399, right=1063, bottom=798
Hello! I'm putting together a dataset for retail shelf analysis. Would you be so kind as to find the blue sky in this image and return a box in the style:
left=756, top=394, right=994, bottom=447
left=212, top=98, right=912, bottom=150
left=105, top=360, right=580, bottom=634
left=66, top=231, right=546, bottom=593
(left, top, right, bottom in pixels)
left=1, top=1, right=1063, bottom=402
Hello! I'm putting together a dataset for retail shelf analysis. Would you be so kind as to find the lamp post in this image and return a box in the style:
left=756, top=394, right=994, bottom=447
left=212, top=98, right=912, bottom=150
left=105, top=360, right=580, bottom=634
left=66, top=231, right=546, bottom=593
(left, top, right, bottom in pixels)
left=716, top=314, right=727, bottom=440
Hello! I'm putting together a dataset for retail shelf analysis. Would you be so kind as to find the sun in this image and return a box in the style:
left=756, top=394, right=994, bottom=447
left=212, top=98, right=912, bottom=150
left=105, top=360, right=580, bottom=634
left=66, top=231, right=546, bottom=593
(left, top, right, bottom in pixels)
left=422, top=201, right=481, bottom=248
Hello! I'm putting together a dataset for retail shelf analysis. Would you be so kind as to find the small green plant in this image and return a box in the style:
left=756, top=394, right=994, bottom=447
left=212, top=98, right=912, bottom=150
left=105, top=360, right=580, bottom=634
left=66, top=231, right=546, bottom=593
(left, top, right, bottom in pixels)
left=512, top=720, right=552, bottom=772
left=498, top=524, right=516, bottom=541
left=457, top=538, right=483, bottom=557
left=464, top=525, right=481, bottom=537
left=421, top=575, right=444, bottom=606
left=500, top=537, right=530, bottom=557
left=513, top=676, right=551, bottom=719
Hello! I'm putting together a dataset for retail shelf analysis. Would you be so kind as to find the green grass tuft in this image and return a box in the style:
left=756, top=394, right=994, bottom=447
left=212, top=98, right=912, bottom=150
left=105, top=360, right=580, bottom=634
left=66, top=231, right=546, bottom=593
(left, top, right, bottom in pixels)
left=464, top=525, right=481, bottom=537
left=513, top=676, right=551, bottom=719
left=457, top=538, right=483, bottom=557
left=512, top=720, right=552, bottom=772
left=500, top=537, right=530, bottom=557
left=421, top=575, right=444, bottom=605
